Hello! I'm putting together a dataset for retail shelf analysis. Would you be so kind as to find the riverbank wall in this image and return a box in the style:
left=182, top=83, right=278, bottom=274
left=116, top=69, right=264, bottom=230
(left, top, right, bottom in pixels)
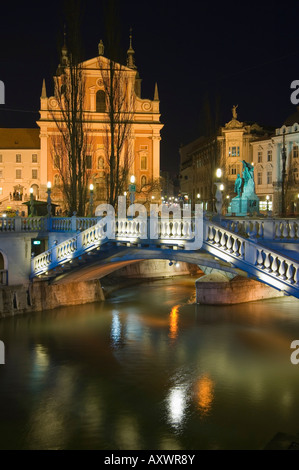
left=0, top=279, right=105, bottom=318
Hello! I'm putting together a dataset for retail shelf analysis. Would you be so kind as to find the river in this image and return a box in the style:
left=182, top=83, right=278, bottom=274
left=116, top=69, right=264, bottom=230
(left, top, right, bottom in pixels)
left=0, top=276, right=299, bottom=450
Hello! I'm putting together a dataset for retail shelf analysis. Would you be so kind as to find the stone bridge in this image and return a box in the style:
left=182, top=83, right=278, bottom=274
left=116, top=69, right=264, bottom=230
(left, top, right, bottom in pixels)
left=0, top=214, right=299, bottom=299
left=24, top=214, right=299, bottom=300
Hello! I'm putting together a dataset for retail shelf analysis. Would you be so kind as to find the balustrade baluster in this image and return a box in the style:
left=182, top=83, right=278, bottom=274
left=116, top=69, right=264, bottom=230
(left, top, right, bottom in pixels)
left=294, top=267, right=299, bottom=285
left=226, top=235, right=233, bottom=252
left=214, top=229, right=220, bottom=246
left=256, top=249, right=263, bottom=267
left=220, top=231, right=227, bottom=249
left=290, top=222, right=296, bottom=239
left=271, top=256, right=279, bottom=275
left=282, top=222, right=289, bottom=238
left=286, top=264, right=295, bottom=284
left=278, top=259, right=287, bottom=280
left=233, top=237, right=239, bottom=255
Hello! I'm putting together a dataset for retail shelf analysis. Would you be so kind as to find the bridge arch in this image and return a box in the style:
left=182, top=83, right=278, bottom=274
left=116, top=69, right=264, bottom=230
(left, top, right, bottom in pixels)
left=49, top=248, right=243, bottom=285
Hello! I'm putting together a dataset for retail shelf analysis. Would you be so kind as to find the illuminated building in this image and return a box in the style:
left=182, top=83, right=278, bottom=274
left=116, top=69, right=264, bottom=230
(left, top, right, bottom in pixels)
left=38, top=33, right=163, bottom=211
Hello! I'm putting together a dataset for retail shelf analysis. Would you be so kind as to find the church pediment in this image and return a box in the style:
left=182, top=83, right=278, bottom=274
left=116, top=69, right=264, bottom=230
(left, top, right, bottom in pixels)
left=225, top=118, right=244, bottom=129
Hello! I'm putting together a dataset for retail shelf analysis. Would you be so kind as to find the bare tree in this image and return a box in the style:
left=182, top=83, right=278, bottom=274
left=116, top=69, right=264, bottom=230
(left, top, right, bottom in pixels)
left=50, top=1, right=92, bottom=216
left=97, top=54, right=135, bottom=208
left=135, top=177, right=162, bottom=209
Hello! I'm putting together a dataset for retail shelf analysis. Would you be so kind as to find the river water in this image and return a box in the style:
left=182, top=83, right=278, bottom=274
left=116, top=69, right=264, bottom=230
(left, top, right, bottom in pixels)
left=0, top=276, right=299, bottom=450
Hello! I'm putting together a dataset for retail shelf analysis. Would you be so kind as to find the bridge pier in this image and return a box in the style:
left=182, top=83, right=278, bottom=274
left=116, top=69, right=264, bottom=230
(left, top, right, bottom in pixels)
left=196, top=274, right=284, bottom=305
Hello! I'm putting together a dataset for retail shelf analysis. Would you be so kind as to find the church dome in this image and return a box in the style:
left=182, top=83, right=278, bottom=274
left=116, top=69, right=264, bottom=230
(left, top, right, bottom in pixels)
left=284, top=106, right=299, bottom=126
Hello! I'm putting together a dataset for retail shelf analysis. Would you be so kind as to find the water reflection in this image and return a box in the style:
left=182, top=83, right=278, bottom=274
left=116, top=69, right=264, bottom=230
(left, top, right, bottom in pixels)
left=167, top=384, right=188, bottom=431
left=0, top=278, right=299, bottom=449
left=111, top=310, right=121, bottom=348
left=195, top=374, right=214, bottom=417
left=169, top=305, right=180, bottom=340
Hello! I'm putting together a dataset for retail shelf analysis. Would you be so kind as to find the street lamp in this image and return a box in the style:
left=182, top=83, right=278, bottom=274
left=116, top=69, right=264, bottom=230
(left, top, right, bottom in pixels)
left=281, top=128, right=287, bottom=217
left=47, top=181, right=52, bottom=217
left=29, top=187, right=34, bottom=217
left=129, top=175, right=136, bottom=204
left=89, top=183, right=94, bottom=217
left=215, top=169, right=223, bottom=216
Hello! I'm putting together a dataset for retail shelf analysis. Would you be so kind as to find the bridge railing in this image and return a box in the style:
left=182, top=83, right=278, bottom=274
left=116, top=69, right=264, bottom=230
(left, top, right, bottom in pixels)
left=31, top=216, right=199, bottom=276
left=222, top=218, right=299, bottom=241
left=205, top=222, right=299, bottom=293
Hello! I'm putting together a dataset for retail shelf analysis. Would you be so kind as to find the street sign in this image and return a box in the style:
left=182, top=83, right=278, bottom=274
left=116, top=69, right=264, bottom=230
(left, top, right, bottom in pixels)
left=129, top=184, right=136, bottom=192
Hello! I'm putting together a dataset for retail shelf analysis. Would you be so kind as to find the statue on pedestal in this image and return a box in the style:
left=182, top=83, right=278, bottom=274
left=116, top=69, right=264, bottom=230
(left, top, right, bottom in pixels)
left=228, top=160, right=259, bottom=216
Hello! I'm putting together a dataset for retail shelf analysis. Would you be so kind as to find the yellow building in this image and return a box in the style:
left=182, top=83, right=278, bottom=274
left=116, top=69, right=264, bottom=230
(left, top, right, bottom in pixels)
left=0, top=128, right=41, bottom=215
left=179, top=107, right=272, bottom=210
left=38, top=35, right=163, bottom=212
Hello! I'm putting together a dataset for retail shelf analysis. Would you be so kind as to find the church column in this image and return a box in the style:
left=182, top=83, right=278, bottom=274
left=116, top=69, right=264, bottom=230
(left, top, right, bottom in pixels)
left=40, top=131, right=48, bottom=199
left=152, top=135, right=161, bottom=180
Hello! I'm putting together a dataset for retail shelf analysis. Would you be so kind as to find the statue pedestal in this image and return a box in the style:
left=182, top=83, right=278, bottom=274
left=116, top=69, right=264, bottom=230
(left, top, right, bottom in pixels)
left=228, top=194, right=259, bottom=216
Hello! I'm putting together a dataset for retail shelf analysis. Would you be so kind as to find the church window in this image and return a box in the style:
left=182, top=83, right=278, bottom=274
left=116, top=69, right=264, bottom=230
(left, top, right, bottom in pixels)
left=86, top=155, right=92, bottom=169
left=96, top=90, right=106, bottom=112
left=54, top=155, right=60, bottom=169
left=267, top=171, right=272, bottom=184
left=141, top=156, right=147, bottom=170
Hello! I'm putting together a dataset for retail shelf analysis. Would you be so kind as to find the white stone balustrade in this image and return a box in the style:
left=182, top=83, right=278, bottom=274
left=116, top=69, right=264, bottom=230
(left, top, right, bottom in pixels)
left=223, top=218, right=299, bottom=241
left=205, top=222, right=299, bottom=295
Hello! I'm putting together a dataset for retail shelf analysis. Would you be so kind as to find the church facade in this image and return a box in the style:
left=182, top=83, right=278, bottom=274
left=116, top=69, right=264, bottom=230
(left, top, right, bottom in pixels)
left=37, top=35, right=163, bottom=213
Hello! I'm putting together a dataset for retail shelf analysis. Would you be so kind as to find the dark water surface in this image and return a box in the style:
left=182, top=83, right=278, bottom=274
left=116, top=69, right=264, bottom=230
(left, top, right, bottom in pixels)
left=1, top=276, right=299, bottom=450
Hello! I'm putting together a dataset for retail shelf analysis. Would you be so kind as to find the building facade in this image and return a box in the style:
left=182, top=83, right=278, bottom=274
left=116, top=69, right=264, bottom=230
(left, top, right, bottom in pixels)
left=179, top=107, right=271, bottom=210
left=38, top=36, right=163, bottom=213
left=252, top=110, right=299, bottom=215
left=0, top=128, right=41, bottom=215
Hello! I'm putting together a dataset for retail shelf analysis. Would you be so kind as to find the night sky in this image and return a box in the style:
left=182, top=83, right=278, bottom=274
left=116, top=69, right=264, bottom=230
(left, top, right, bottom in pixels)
left=1, top=0, right=299, bottom=176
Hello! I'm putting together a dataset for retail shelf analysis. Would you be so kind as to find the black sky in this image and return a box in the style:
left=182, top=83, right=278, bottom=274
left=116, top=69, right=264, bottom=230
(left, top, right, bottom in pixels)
left=0, top=0, right=299, bottom=176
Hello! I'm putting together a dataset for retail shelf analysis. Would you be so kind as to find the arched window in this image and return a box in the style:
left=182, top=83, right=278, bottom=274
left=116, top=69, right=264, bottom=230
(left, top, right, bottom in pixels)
left=97, top=156, right=104, bottom=169
left=96, top=90, right=106, bottom=112
left=0, top=252, right=4, bottom=270
left=54, top=174, right=60, bottom=186
left=141, top=175, right=147, bottom=186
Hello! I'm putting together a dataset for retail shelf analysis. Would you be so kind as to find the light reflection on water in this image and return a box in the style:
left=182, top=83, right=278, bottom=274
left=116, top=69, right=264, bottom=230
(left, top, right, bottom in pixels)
left=0, top=277, right=299, bottom=449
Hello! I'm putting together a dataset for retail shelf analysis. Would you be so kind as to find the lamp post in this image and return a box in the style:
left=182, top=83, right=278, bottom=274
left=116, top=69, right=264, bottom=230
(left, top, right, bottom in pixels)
left=215, top=168, right=223, bottom=216
left=266, top=195, right=270, bottom=214
left=129, top=175, right=136, bottom=205
left=46, top=182, right=52, bottom=217
left=29, top=188, right=34, bottom=217
left=281, top=128, right=287, bottom=217
left=89, top=184, right=94, bottom=217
